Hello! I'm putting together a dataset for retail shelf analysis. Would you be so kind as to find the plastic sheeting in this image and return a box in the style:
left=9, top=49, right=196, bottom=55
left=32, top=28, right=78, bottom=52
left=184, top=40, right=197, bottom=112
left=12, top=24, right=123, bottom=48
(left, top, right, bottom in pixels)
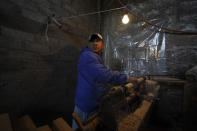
left=102, top=0, right=197, bottom=77
left=104, top=28, right=167, bottom=77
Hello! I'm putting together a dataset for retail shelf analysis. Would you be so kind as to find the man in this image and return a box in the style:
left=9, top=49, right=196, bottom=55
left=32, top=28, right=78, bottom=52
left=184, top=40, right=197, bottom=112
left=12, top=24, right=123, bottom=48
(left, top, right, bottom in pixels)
left=72, top=33, right=136, bottom=130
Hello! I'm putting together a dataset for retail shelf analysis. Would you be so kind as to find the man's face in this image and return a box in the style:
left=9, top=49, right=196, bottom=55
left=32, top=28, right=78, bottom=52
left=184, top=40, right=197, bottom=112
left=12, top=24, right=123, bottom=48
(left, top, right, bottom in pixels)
left=89, top=41, right=103, bottom=54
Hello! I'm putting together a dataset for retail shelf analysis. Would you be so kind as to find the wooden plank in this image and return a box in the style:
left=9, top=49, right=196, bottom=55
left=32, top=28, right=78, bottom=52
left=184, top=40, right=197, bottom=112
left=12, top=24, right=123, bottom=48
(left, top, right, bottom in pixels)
left=37, top=125, right=52, bottom=131
left=151, top=77, right=186, bottom=84
left=52, top=117, right=72, bottom=131
left=12, top=115, right=37, bottom=131
left=0, top=113, right=13, bottom=131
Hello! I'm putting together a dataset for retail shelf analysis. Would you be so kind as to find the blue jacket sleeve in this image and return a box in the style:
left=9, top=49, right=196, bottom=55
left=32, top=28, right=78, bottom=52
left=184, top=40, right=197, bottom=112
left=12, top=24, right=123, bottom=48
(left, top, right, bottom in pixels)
left=81, top=54, right=128, bottom=85
left=93, top=63, right=128, bottom=84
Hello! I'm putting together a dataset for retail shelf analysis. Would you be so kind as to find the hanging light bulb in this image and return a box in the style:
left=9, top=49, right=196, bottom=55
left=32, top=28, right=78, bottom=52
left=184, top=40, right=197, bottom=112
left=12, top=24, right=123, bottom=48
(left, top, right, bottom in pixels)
left=122, top=14, right=129, bottom=24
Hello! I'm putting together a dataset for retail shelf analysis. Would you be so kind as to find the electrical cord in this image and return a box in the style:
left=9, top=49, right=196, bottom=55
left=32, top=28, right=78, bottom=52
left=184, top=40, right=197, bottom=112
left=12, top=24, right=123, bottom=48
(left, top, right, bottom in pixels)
left=45, top=21, right=49, bottom=42
left=45, top=0, right=197, bottom=42
left=118, top=0, right=197, bottom=35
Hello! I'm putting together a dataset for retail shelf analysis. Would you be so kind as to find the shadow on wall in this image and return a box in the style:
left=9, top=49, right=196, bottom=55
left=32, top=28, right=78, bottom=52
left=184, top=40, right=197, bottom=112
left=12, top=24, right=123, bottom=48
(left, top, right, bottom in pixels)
left=30, top=45, right=80, bottom=126
left=0, top=0, right=43, bottom=34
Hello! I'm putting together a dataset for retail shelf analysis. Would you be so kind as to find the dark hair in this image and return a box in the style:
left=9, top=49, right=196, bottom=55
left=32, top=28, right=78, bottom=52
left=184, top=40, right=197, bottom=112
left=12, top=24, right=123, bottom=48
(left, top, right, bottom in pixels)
left=88, top=33, right=103, bottom=42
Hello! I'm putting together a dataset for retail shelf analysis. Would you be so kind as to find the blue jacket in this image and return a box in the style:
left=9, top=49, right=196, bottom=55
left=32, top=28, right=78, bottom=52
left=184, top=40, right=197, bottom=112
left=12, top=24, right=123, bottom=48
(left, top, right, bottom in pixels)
left=75, top=47, right=128, bottom=113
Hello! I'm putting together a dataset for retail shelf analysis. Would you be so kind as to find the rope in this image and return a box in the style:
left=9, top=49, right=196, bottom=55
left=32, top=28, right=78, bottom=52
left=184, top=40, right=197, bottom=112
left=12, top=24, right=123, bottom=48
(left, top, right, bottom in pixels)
left=61, top=6, right=126, bottom=20
left=45, top=6, right=126, bottom=41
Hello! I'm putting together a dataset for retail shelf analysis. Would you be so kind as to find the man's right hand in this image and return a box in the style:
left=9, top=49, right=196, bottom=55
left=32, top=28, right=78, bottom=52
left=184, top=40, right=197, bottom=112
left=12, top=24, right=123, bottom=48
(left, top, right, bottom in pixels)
left=129, top=77, right=137, bottom=83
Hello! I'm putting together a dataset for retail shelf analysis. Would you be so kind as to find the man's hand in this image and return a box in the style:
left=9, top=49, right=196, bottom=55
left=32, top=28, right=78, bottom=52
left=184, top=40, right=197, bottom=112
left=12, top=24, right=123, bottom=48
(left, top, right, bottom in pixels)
left=129, top=77, right=137, bottom=83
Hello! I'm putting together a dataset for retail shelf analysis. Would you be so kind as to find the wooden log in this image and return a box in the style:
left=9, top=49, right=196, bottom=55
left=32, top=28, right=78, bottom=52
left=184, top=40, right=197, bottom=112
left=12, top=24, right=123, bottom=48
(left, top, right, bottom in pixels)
left=72, top=113, right=101, bottom=131
left=137, top=77, right=145, bottom=84
left=117, top=100, right=151, bottom=131
left=12, top=115, right=37, bottom=131
left=0, top=113, right=13, bottom=131
left=72, top=113, right=85, bottom=131
left=37, top=125, right=52, bottom=131
left=52, top=117, right=72, bottom=131
left=151, top=77, right=186, bottom=84
left=117, top=83, right=160, bottom=131
left=133, top=100, right=152, bottom=120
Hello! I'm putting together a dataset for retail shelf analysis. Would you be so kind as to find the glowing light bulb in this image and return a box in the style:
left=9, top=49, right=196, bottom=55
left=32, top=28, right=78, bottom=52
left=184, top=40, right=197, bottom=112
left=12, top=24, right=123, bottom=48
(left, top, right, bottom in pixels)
left=122, top=14, right=129, bottom=24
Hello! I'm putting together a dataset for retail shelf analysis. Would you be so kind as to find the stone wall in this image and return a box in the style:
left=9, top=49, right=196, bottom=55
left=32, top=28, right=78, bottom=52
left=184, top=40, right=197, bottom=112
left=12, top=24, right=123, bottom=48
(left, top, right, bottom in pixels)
left=0, top=0, right=99, bottom=125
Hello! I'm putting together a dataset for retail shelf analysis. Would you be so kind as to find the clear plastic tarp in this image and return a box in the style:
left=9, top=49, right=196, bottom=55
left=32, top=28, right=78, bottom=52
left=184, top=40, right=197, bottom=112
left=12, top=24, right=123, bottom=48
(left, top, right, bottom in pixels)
left=102, top=0, right=197, bottom=77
